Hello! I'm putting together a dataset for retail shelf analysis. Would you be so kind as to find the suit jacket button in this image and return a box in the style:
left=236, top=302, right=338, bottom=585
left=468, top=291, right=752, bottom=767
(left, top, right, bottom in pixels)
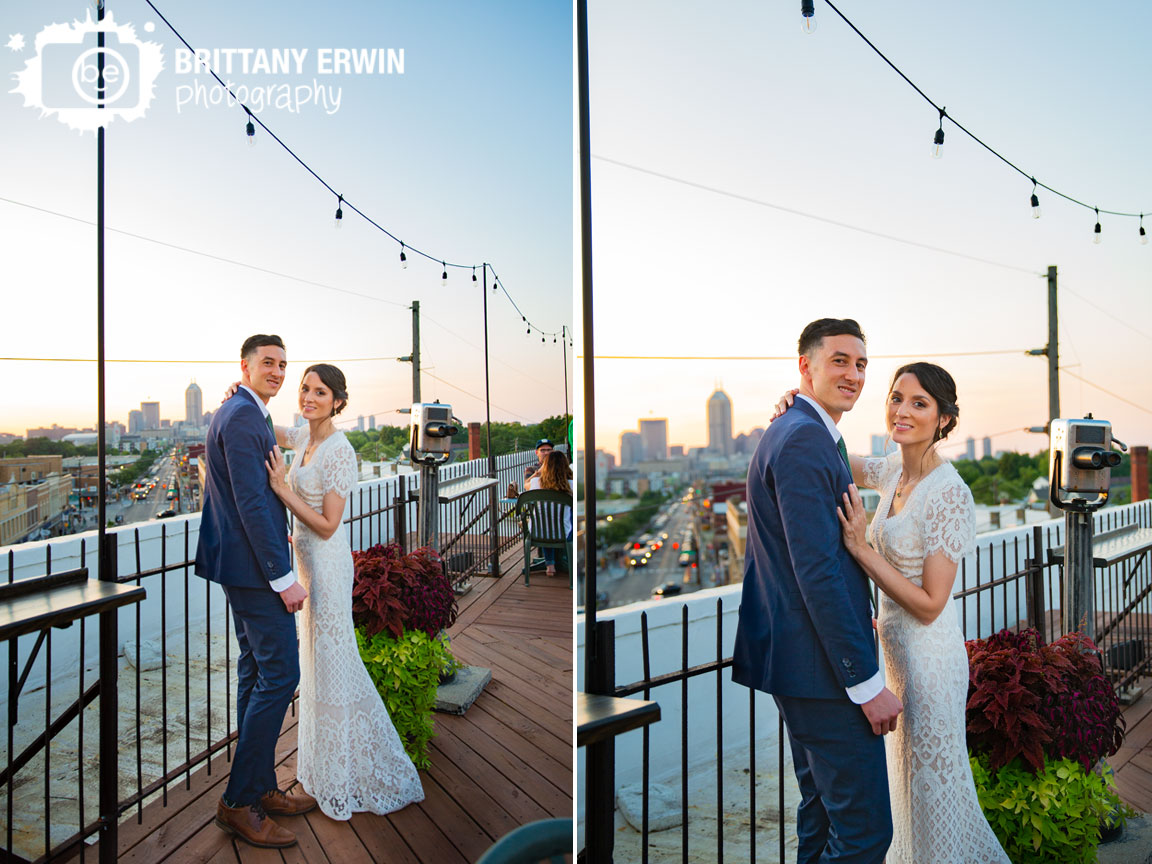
left=841, top=658, right=850, bottom=667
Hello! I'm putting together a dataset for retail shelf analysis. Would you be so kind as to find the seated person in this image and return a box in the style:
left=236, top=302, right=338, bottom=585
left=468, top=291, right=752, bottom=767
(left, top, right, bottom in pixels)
left=527, top=450, right=572, bottom=577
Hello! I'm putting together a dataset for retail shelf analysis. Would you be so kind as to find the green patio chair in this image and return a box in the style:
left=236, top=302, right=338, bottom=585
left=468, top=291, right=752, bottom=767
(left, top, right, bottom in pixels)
left=514, top=489, right=572, bottom=586
left=475, top=818, right=573, bottom=864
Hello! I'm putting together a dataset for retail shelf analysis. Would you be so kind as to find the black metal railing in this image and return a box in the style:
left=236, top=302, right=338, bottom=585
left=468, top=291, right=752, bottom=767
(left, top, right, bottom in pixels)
left=1, top=449, right=537, bottom=863
left=584, top=500, right=1152, bottom=863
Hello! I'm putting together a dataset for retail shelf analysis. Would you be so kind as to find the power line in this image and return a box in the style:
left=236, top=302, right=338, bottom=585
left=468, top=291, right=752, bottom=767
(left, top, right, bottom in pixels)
left=938, top=427, right=1031, bottom=453
left=0, top=356, right=405, bottom=364
left=0, top=194, right=567, bottom=388
left=1059, top=368, right=1152, bottom=416
left=593, top=155, right=1040, bottom=275
left=1061, top=284, right=1152, bottom=345
left=821, top=0, right=1150, bottom=222
left=421, top=370, right=530, bottom=421
left=0, top=195, right=410, bottom=310
left=587, top=349, right=1028, bottom=361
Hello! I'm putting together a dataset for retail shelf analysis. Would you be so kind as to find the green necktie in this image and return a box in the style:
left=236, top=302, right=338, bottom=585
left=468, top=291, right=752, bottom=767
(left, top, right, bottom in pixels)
left=265, top=414, right=275, bottom=437
left=836, top=436, right=851, bottom=475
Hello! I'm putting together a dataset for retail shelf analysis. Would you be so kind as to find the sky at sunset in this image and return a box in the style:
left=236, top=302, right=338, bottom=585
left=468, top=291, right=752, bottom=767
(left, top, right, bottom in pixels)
left=579, top=1, right=1151, bottom=462
left=1, top=0, right=572, bottom=435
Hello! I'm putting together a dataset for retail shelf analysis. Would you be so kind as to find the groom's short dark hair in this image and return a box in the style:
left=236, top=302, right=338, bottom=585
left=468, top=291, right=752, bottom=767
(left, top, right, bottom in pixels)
left=798, top=318, right=866, bottom=357
left=241, top=334, right=285, bottom=359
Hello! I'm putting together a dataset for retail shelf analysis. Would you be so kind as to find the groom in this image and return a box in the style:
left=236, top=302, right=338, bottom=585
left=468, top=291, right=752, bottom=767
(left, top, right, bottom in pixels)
left=732, top=318, right=902, bottom=863
left=195, top=334, right=316, bottom=849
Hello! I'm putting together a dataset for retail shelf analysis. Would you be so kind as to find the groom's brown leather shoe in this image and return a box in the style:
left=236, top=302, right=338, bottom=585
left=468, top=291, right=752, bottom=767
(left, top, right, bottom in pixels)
left=214, top=800, right=296, bottom=848
left=261, top=786, right=318, bottom=816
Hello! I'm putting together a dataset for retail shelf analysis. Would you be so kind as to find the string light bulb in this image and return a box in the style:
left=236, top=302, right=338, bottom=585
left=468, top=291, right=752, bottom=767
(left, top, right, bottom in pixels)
left=1093, top=208, right=1102, bottom=244
left=334, top=195, right=343, bottom=230
left=472, top=266, right=478, bottom=282
left=441, top=262, right=448, bottom=285
left=1141, top=215, right=1148, bottom=246
left=801, top=0, right=816, bottom=34
left=399, top=243, right=408, bottom=269
left=244, top=108, right=255, bottom=147
left=1030, top=178, right=1040, bottom=219
left=931, top=108, right=946, bottom=159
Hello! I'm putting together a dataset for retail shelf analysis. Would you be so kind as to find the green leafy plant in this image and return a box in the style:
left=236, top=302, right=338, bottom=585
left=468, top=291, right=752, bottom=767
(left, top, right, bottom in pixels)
left=970, top=752, right=1122, bottom=863
left=355, top=626, right=449, bottom=769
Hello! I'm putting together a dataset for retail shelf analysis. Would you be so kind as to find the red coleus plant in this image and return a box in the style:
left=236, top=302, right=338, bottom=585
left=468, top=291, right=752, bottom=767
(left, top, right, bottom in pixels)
left=966, top=628, right=1125, bottom=774
left=351, top=543, right=457, bottom=640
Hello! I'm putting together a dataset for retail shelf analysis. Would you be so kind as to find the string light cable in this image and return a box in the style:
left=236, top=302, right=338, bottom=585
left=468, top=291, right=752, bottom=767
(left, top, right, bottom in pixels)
left=140, top=0, right=567, bottom=340
left=813, top=0, right=1151, bottom=238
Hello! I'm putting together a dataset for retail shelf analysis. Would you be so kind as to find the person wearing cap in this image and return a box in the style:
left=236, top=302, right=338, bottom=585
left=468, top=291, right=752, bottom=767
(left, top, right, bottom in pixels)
left=524, top=438, right=555, bottom=485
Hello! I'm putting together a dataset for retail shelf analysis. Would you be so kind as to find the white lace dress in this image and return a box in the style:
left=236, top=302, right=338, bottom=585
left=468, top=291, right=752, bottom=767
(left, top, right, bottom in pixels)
left=285, top=425, right=424, bottom=820
left=862, top=454, right=1008, bottom=864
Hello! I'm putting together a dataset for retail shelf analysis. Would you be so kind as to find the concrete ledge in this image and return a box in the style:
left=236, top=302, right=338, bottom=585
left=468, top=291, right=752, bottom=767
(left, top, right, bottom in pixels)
left=1099, top=814, right=1152, bottom=864
left=434, top=665, right=491, bottom=714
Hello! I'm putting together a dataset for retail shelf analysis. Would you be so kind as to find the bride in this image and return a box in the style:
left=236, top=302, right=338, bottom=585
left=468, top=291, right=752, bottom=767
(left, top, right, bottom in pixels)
left=258, top=364, right=424, bottom=820
left=777, top=361, right=1008, bottom=863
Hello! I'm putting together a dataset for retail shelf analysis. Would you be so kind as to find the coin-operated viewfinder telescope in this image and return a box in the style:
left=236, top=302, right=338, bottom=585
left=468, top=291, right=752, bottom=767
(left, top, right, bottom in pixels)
left=409, top=402, right=461, bottom=548
left=1048, top=415, right=1128, bottom=641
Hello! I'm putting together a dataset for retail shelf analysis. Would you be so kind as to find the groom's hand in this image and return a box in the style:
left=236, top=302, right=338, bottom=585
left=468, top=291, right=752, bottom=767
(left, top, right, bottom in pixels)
left=861, top=687, right=902, bottom=735
left=278, top=581, right=308, bottom=614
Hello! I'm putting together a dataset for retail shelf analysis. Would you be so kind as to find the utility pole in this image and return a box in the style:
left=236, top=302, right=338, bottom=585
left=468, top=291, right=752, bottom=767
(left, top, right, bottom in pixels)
left=398, top=300, right=421, bottom=407
left=1026, top=266, right=1061, bottom=516
left=1047, top=266, right=1060, bottom=424
left=411, top=300, right=421, bottom=404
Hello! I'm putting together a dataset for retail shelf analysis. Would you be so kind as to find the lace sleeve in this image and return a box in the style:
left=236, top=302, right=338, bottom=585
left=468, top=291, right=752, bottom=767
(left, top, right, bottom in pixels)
left=922, top=472, right=976, bottom=564
left=321, top=437, right=358, bottom=499
left=285, top=423, right=309, bottom=451
left=861, top=456, right=889, bottom=490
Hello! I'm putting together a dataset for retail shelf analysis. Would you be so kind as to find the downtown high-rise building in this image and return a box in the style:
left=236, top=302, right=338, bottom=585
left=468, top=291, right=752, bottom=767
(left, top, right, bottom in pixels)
left=185, top=381, right=203, bottom=425
left=982, top=436, right=993, bottom=459
left=620, top=431, right=642, bottom=466
left=128, top=410, right=144, bottom=434
left=141, top=402, right=161, bottom=430
left=707, top=388, right=733, bottom=456
left=639, top=418, right=668, bottom=461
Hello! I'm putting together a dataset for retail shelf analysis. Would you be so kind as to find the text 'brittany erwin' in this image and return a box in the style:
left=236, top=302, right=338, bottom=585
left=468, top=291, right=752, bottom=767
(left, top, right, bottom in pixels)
left=173, top=48, right=405, bottom=76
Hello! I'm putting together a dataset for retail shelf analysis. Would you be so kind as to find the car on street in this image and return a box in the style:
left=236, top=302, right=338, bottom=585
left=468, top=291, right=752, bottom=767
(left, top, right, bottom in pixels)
left=155, top=509, right=177, bottom=519
left=652, top=581, right=682, bottom=597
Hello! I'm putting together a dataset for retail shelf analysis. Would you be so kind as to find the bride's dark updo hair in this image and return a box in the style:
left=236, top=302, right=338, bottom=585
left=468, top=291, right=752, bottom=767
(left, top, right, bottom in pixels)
left=303, top=363, right=348, bottom=418
left=889, top=362, right=959, bottom=442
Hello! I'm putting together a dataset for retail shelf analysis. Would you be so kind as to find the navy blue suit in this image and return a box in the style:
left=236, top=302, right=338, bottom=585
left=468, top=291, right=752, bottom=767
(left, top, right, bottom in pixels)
left=195, top=387, right=298, bottom=806
left=732, top=398, right=891, bottom=863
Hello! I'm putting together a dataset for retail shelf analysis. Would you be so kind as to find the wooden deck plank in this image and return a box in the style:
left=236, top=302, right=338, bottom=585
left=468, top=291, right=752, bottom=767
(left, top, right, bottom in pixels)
left=427, top=725, right=552, bottom=825
left=80, top=538, right=570, bottom=864
left=347, top=812, right=424, bottom=864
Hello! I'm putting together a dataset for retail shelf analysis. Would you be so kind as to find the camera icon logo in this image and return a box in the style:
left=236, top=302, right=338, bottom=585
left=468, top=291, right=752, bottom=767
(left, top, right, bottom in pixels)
left=41, top=32, right=140, bottom=111
left=12, top=12, right=164, bottom=133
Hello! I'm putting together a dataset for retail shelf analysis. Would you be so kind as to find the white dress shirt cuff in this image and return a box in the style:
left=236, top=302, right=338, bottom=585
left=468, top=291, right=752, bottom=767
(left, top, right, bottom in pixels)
left=269, top=571, right=297, bottom=593
left=845, top=670, right=884, bottom=705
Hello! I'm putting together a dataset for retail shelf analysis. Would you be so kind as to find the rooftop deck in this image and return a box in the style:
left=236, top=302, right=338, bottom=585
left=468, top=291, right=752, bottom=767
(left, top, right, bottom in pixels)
left=1112, top=679, right=1152, bottom=814
left=69, top=549, right=572, bottom=863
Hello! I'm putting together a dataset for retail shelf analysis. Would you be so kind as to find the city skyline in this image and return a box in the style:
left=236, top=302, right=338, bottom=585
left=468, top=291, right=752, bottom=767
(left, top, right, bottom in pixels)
left=602, top=382, right=1056, bottom=464
left=2, top=1, right=573, bottom=435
